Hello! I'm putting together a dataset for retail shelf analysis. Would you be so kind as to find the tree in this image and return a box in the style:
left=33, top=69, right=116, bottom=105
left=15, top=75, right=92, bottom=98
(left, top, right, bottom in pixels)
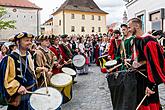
left=0, top=7, right=16, bottom=30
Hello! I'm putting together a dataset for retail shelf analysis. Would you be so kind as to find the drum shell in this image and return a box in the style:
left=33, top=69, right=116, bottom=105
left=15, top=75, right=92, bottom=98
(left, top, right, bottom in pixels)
left=98, top=55, right=108, bottom=73
left=50, top=74, right=73, bottom=104
left=106, top=70, right=137, bottom=110
left=72, top=55, right=86, bottom=70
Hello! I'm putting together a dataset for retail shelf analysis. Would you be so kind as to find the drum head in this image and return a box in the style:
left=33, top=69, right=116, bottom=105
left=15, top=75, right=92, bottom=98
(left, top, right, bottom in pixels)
left=51, top=73, right=72, bottom=87
left=72, top=55, right=85, bottom=68
left=105, top=60, right=117, bottom=67
left=30, top=87, right=62, bottom=110
left=62, top=67, right=76, bottom=76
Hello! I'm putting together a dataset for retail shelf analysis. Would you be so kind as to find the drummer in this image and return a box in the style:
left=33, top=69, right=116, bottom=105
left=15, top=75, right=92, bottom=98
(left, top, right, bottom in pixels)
left=49, top=35, right=66, bottom=74
left=34, top=35, right=55, bottom=87
left=0, top=32, right=37, bottom=110
left=108, top=30, right=122, bottom=67
left=128, top=18, right=165, bottom=110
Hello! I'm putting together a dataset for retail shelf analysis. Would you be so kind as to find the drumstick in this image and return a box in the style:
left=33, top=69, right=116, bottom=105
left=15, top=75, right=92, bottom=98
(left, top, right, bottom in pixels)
left=27, top=91, right=50, bottom=96
left=136, top=94, right=147, bottom=110
left=43, top=69, right=49, bottom=94
left=109, top=63, right=122, bottom=72
left=126, top=62, right=147, bottom=78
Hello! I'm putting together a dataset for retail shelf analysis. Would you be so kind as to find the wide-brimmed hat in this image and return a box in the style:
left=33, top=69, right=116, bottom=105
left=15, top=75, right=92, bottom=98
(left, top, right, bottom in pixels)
left=14, top=32, right=34, bottom=41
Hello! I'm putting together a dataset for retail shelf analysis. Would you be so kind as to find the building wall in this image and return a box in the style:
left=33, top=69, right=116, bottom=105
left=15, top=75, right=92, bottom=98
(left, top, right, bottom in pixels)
left=0, top=6, right=40, bottom=40
left=53, top=10, right=107, bottom=36
left=53, top=12, right=63, bottom=36
left=126, top=0, right=165, bottom=32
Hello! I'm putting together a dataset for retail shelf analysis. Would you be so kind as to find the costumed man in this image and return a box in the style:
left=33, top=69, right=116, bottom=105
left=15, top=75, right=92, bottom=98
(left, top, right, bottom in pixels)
left=59, top=34, right=77, bottom=82
left=49, top=35, right=65, bottom=74
left=107, top=30, right=122, bottom=70
left=59, top=34, right=73, bottom=62
left=128, top=18, right=165, bottom=110
left=120, top=24, right=135, bottom=70
left=0, top=32, right=37, bottom=110
left=34, top=35, right=55, bottom=87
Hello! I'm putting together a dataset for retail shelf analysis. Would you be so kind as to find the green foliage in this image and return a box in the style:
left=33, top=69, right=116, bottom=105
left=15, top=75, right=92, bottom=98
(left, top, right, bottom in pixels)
left=0, top=7, right=16, bottom=30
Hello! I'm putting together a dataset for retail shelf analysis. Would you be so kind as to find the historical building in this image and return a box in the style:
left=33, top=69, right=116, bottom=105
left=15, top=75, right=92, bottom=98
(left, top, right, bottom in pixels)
left=124, top=0, right=165, bottom=32
left=52, top=0, right=108, bottom=36
left=41, top=17, right=53, bottom=35
left=0, top=0, right=42, bottom=40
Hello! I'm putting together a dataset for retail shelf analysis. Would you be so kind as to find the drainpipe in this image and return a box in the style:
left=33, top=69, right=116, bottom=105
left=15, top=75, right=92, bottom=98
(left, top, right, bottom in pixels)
left=37, top=9, right=39, bottom=36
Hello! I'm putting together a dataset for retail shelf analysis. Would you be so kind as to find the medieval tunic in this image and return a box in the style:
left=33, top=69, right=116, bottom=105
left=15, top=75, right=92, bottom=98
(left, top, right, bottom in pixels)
left=49, top=45, right=64, bottom=74
left=0, top=50, right=37, bottom=110
left=133, top=35, right=165, bottom=110
left=59, top=42, right=73, bottom=61
left=34, top=46, right=55, bottom=86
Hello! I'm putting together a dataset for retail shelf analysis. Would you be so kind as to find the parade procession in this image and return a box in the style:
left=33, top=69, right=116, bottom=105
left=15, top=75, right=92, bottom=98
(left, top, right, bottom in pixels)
left=0, top=0, right=165, bottom=110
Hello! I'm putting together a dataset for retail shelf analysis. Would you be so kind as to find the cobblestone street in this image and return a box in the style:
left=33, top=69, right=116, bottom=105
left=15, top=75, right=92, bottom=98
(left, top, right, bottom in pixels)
left=61, top=64, right=165, bottom=110
left=61, top=64, right=112, bottom=110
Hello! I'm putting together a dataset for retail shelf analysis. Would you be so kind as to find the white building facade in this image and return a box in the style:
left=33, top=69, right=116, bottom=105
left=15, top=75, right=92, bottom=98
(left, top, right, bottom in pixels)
left=0, top=0, right=41, bottom=40
left=125, top=0, right=165, bottom=32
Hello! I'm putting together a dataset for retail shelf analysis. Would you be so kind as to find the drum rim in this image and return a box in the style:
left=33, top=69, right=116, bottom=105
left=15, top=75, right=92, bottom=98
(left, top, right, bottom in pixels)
left=72, top=54, right=85, bottom=67
left=105, top=60, right=117, bottom=67
left=30, top=87, right=63, bottom=110
left=62, top=67, right=76, bottom=76
left=50, top=73, right=73, bottom=87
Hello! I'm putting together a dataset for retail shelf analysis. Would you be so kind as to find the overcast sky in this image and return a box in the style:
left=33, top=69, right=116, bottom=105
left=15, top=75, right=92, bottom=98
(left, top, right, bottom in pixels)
left=29, top=0, right=126, bottom=25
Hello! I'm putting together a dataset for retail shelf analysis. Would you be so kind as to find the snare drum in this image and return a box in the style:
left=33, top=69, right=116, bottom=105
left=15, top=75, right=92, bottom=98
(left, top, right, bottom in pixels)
left=30, top=87, right=62, bottom=110
left=72, top=55, right=86, bottom=69
left=105, top=60, right=117, bottom=70
left=98, top=54, right=108, bottom=73
left=62, top=67, right=77, bottom=76
left=50, top=73, right=73, bottom=104
left=106, top=70, right=137, bottom=110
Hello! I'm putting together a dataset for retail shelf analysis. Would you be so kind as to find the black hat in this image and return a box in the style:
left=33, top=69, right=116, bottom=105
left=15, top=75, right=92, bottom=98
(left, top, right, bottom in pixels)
left=61, top=34, right=68, bottom=39
left=14, top=32, right=34, bottom=41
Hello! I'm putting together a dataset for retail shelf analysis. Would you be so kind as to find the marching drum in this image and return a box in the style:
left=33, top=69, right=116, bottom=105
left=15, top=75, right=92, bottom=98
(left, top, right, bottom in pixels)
left=106, top=69, right=137, bottom=110
left=98, top=54, right=108, bottom=73
left=105, top=60, right=117, bottom=70
left=72, top=55, right=86, bottom=69
left=30, top=87, right=62, bottom=110
left=50, top=73, right=73, bottom=104
left=62, top=67, right=77, bottom=76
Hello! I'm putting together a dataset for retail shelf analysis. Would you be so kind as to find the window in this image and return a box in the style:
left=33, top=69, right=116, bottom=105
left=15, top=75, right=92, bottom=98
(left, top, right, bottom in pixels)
left=137, top=14, right=145, bottom=32
left=92, top=15, right=94, bottom=20
left=59, top=20, right=61, bottom=26
left=81, top=26, right=85, bottom=32
left=92, top=27, right=94, bottom=32
left=82, top=15, right=85, bottom=20
left=98, top=16, right=101, bottom=21
left=98, top=27, right=101, bottom=32
left=71, top=14, right=75, bottom=19
left=71, top=26, right=75, bottom=32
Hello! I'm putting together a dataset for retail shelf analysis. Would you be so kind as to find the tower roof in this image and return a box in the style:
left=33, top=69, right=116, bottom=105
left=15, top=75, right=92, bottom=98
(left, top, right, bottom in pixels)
left=52, top=0, right=108, bottom=15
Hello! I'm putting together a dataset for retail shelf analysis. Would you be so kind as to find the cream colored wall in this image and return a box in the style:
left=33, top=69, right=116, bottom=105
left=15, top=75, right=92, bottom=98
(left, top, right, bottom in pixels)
left=0, top=7, right=40, bottom=40
left=53, top=12, right=63, bottom=35
left=53, top=11, right=107, bottom=36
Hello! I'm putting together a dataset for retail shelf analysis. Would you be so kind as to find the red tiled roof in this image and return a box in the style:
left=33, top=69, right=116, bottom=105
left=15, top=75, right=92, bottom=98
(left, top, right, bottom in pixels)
left=0, top=0, right=42, bottom=9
